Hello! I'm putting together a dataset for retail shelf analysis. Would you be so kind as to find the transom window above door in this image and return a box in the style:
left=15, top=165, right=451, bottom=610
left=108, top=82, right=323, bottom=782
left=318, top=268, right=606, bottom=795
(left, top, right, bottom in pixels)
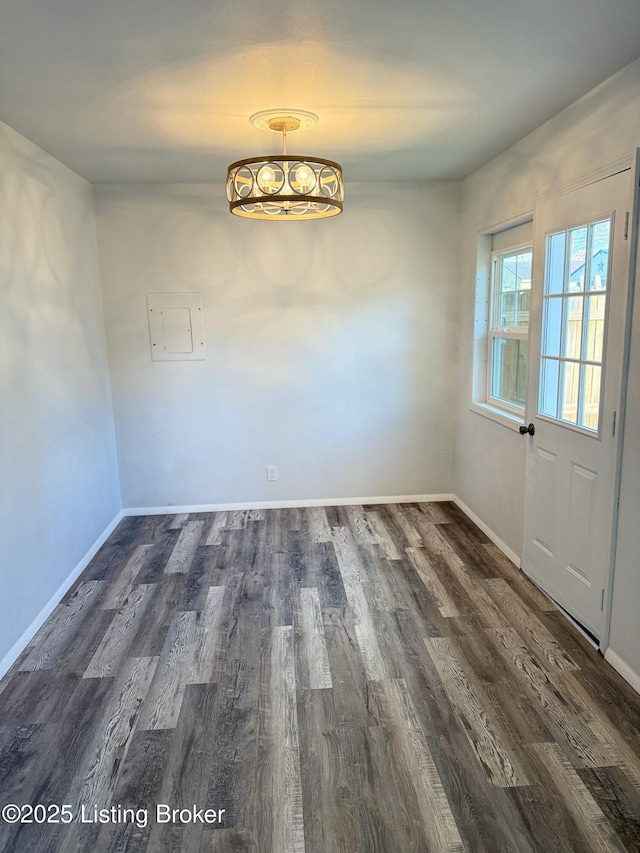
left=538, top=219, right=611, bottom=433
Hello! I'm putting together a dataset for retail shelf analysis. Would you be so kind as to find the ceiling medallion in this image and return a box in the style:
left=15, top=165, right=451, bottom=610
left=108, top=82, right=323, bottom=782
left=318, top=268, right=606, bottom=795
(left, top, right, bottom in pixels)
left=226, top=110, right=344, bottom=220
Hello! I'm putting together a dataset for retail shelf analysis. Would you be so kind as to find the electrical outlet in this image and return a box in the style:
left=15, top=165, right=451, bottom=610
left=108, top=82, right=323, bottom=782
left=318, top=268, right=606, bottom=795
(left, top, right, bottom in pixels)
left=267, top=466, right=278, bottom=482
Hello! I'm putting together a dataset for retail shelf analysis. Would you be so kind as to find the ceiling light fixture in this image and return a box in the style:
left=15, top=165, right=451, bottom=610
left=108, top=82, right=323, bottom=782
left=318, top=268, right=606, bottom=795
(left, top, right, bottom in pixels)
left=226, top=110, right=344, bottom=220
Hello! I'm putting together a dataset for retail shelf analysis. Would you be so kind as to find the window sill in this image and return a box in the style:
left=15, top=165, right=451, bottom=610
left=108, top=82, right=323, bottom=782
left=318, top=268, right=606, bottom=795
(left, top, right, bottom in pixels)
left=469, top=401, right=525, bottom=432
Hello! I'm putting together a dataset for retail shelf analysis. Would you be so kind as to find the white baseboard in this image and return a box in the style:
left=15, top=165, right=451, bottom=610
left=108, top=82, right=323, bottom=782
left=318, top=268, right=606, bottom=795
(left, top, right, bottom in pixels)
left=452, top=496, right=521, bottom=568
left=123, top=493, right=455, bottom=516
left=0, top=510, right=124, bottom=681
left=604, top=648, right=640, bottom=696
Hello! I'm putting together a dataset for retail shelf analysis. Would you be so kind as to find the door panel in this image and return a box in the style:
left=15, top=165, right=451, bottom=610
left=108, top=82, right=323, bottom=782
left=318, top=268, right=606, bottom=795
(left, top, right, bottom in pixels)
left=533, top=447, right=557, bottom=556
left=522, top=168, right=632, bottom=638
left=567, top=464, right=596, bottom=583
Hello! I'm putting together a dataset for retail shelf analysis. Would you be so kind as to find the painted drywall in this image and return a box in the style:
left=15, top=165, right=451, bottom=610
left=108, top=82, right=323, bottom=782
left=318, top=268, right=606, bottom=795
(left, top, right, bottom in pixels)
left=0, top=120, right=121, bottom=663
left=456, top=56, right=640, bottom=678
left=94, top=181, right=460, bottom=508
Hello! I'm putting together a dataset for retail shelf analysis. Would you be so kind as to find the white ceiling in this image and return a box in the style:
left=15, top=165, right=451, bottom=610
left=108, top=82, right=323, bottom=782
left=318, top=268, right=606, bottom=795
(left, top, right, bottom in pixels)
left=1, top=0, right=640, bottom=184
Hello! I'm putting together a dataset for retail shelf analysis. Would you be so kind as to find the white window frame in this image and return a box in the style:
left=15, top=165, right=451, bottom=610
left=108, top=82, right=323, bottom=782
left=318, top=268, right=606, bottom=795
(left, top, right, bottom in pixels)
left=470, top=214, right=533, bottom=432
left=486, top=244, right=532, bottom=417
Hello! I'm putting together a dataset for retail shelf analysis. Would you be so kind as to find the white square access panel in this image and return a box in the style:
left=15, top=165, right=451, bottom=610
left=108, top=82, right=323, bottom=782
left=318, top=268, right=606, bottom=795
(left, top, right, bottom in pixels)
left=146, top=293, right=206, bottom=361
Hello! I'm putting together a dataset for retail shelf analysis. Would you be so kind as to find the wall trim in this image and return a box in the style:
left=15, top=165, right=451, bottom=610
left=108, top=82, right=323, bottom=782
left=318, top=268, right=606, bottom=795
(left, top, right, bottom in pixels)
left=452, top=496, right=521, bottom=567
left=123, top=494, right=454, bottom=516
left=604, top=648, right=640, bottom=696
left=0, top=510, right=124, bottom=681
left=536, top=151, right=635, bottom=201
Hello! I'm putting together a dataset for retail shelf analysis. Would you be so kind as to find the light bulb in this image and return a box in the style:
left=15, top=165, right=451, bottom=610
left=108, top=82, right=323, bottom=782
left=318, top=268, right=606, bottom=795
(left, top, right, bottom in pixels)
left=294, top=165, right=314, bottom=192
left=258, top=166, right=276, bottom=192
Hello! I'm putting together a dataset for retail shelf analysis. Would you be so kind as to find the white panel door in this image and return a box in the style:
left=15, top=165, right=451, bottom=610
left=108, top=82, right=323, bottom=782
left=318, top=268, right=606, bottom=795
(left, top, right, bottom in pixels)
left=522, top=168, right=633, bottom=638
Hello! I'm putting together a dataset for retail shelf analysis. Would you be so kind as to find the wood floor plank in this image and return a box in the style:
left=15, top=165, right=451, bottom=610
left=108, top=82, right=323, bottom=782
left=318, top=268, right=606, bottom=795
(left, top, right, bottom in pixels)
left=418, top=525, right=516, bottom=631
left=167, top=512, right=189, bottom=530
left=101, top=544, right=154, bottom=609
left=287, top=528, right=316, bottom=588
left=128, top=574, right=187, bottom=658
left=388, top=557, right=452, bottom=637
left=176, top=544, right=218, bottom=611
left=530, top=743, right=626, bottom=852
left=382, top=503, right=424, bottom=547
left=361, top=549, right=408, bottom=614
left=83, top=584, right=155, bottom=678
left=364, top=724, right=434, bottom=852
left=2, top=501, right=640, bottom=852
left=155, top=661, right=257, bottom=842
left=18, top=581, right=106, bottom=671
left=481, top=543, right=558, bottom=612
left=316, top=725, right=383, bottom=852
left=134, top=529, right=180, bottom=584
left=406, top=546, right=460, bottom=618
left=425, top=636, right=528, bottom=787
left=307, top=506, right=332, bottom=543
left=165, top=519, right=205, bottom=574
left=205, top=511, right=229, bottom=545
left=350, top=585, right=387, bottom=682
left=206, top=829, right=259, bottom=852
left=296, top=587, right=332, bottom=690
left=542, top=611, right=640, bottom=749
left=296, top=687, right=342, bottom=852
left=138, top=610, right=198, bottom=730
left=365, top=511, right=402, bottom=560
left=72, top=656, right=159, bottom=812
left=455, top=632, right=554, bottom=746
left=314, top=541, right=348, bottom=610
left=483, top=578, right=579, bottom=672
left=578, top=765, right=640, bottom=851
left=188, top=585, right=229, bottom=685
left=144, top=681, right=219, bottom=853
left=373, top=678, right=465, bottom=852
left=321, top=607, right=374, bottom=727
left=344, top=504, right=378, bottom=546
left=263, top=551, right=294, bottom=627
left=97, top=728, right=174, bottom=853
left=549, top=669, right=640, bottom=786
left=417, top=501, right=462, bottom=525
left=0, top=676, right=120, bottom=853
left=331, top=525, right=367, bottom=584
left=506, top=783, right=584, bottom=853
left=489, top=626, right=621, bottom=768
left=227, top=510, right=249, bottom=530
left=332, top=528, right=387, bottom=682
left=267, top=625, right=305, bottom=853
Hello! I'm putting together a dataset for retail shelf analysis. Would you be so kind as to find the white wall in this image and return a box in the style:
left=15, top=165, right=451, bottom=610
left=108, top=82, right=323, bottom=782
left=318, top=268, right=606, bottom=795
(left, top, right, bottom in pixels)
left=94, top=181, right=461, bottom=508
left=0, top=120, right=121, bottom=666
left=456, top=57, right=640, bottom=679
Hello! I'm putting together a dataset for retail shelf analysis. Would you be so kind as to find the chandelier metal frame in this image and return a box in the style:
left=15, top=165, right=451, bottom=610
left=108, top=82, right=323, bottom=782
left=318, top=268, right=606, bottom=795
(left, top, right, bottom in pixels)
left=226, top=111, right=344, bottom=221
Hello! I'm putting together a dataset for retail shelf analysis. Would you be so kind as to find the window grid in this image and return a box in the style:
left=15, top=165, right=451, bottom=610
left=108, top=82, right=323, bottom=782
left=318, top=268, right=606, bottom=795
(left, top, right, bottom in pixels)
left=539, top=219, right=610, bottom=432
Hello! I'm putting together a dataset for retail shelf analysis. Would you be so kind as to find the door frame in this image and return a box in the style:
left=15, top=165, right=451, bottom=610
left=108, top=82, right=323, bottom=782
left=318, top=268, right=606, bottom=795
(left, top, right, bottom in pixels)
left=524, top=150, right=639, bottom=645
left=602, top=148, right=640, bottom=654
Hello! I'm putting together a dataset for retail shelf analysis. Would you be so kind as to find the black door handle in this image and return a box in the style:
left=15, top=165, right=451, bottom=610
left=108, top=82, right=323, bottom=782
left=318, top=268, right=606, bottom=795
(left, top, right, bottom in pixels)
left=519, top=422, right=535, bottom=436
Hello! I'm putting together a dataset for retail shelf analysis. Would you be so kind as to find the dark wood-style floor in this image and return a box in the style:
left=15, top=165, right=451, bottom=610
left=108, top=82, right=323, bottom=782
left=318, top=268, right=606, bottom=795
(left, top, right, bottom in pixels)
left=2, top=502, right=640, bottom=852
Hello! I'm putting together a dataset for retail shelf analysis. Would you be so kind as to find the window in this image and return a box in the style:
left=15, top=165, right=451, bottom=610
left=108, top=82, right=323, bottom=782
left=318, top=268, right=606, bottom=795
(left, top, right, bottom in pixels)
left=471, top=216, right=533, bottom=429
left=538, top=218, right=611, bottom=433
left=487, top=247, right=532, bottom=414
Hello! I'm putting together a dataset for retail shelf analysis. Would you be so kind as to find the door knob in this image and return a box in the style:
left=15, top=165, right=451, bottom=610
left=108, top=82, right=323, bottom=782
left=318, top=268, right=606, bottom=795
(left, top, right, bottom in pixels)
left=519, top=422, right=535, bottom=436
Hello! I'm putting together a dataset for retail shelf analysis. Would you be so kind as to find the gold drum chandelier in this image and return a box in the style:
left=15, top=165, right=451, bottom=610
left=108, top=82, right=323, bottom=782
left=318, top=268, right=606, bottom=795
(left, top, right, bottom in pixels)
left=226, top=110, right=344, bottom=220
